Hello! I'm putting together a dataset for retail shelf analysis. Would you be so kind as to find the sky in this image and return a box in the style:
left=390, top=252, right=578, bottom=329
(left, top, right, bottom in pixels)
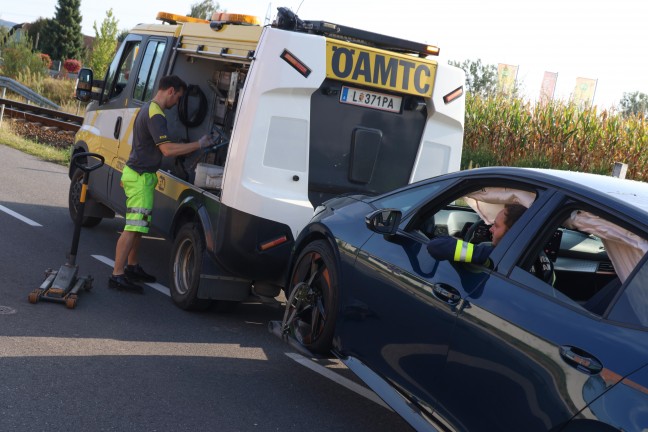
left=2, top=0, right=647, bottom=109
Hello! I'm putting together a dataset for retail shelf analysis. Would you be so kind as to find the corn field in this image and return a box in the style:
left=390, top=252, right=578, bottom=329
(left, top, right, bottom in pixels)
left=462, top=94, right=648, bottom=181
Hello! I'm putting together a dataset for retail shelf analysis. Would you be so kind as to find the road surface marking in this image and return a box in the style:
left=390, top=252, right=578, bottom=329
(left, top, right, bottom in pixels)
left=285, top=352, right=392, bottom=411
left=92, top=254, right=171, bottom=296
left=0, top=204, right=42, bottom=226
left=0, top=336, right=267, bottom=360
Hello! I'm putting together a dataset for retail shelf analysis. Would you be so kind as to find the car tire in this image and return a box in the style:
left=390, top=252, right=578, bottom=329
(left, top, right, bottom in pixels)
left=68, top=169, right=102, bottom=227
left=170, top=223, right=212, bottom=311
left=285, top=240, right=339, bottom=354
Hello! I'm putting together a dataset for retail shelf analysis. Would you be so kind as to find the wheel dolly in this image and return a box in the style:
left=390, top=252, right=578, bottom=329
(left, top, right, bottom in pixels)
left=28, top=152, right=105, bottom=309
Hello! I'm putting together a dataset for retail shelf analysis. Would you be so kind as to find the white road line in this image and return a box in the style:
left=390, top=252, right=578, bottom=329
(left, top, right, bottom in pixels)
left=91, top=254, right=171, bottom=296
left=285, top=352, right=393, bottom=411
left=0, top=204, right=42, bottom=226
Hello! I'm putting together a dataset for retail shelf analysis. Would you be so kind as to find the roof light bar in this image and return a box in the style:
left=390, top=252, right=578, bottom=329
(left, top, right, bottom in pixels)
left=156, top=12, right=209, bottom=25
left=211, top=13, right=260, bottom=26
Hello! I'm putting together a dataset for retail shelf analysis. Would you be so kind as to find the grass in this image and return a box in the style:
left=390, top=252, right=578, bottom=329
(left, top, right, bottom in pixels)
left=0, top=122, right=71, bottom=166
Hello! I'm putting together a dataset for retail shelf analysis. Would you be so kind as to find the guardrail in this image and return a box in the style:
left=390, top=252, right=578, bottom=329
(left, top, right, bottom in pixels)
left=0, top=76, right=60, bottom=110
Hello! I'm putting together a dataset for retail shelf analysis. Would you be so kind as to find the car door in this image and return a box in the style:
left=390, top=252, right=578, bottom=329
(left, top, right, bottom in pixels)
left=336, top=178, right=487, bottom=418
left=348, top=230, right=479, bottom=418
left=108, top=37, right=170, bottom=216
left=435, top=191, right=648, bottom=431
left=79, top=35, right=142, bottom=204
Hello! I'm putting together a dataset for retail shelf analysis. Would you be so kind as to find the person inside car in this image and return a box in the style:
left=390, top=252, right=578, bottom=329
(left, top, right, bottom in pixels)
left=427, top=203, right=554, bottom=284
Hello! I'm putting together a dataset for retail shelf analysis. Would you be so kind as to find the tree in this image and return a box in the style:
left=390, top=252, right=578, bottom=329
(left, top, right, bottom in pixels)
left=45, top=0, right=85, bottom=62
left=25, top=18, right=52, bottom=52
left=619, top=91, right=648, bottom=118
left=88, top=8, right=119, bottom=79
left=449, top=59, right=498, bottom=97
left=189, top=0, right=221, bottom=20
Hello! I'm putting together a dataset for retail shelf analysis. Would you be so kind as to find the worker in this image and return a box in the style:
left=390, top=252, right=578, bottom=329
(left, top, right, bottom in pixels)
left=109, top=75, right=216, bottom=292
left=427, top=203, right=554, bottom=284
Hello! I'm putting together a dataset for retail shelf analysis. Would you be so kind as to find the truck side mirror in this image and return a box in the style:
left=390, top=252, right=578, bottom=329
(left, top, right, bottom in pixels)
left=365, top=209, right=402, bottom=235
left=76, top=68, right=94, bottom=102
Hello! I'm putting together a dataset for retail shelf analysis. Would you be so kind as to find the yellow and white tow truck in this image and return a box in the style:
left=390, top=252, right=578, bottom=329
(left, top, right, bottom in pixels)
left=70, top=7, right=466, bottom=310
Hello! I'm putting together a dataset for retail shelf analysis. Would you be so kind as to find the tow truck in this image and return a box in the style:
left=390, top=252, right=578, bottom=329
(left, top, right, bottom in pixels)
left=70, top=7, right=466, bottom=310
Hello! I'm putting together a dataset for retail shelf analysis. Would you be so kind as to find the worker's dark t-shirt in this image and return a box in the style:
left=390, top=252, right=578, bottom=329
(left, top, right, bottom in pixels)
left=126, top=101, right=171, bottom=174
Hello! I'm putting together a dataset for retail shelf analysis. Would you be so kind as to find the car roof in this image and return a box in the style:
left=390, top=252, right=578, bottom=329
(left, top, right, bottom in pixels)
left=456, top=167, right=648, bottom=215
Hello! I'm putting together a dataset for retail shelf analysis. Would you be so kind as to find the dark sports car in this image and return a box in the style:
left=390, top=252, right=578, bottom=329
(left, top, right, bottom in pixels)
left=282, top=167, right=648, bottom=432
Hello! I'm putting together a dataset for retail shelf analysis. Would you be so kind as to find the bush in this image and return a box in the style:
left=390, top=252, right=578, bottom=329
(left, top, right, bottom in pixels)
left=0, top=38, right=48, bottom=79
left=63, top=59, right=81, bottom=74
left=40, top=53, right=53, bottom=70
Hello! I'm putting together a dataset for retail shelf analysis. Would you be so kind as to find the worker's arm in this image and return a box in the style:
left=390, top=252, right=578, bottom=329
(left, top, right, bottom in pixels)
left=157, top=134, right=216, bottom=157
left=158, top=141, right=200, bottom=157
left=427, top=236, right=494, bottom=266
left=148, top=106, right=214, bottom=157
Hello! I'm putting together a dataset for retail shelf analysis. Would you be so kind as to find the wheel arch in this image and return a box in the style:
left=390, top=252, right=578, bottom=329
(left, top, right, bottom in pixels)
left=284, top=223, right=341, bottom=292
left=558, top=419, right=621, bottom=432
left=170, top=195, right=215, bottom=251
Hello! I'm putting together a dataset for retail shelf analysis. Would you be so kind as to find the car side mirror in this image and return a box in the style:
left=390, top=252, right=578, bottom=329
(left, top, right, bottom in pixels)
left=75, top=68, right=94, bottom=102
left=365, top=209, right=402, bottom=235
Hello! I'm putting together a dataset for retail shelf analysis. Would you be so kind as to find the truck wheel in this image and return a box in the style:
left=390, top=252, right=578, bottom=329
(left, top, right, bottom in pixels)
left=69, top=169, right=102, bottom=227
left=284, top=240, right=338, bottom=354
left=170, top=223, right=212, bottom=311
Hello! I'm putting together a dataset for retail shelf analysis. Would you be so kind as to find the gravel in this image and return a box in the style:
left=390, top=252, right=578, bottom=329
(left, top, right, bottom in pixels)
left=9, top=119, right=76, bottom=149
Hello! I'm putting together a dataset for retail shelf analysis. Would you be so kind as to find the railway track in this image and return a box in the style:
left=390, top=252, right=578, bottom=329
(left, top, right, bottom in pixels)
left=0, top=97, right=82, bottom=133
left=0, top=97, right=82, bottom=148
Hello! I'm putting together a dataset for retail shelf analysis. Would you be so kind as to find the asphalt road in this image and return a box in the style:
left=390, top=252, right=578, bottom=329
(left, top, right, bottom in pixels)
left=0, top=144, right=411, bottom=432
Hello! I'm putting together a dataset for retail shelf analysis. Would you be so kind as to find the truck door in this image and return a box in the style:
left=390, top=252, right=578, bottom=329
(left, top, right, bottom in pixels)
left=109, top=37, right=169, bottom=215
left=89, top=35, right=142, bottom=203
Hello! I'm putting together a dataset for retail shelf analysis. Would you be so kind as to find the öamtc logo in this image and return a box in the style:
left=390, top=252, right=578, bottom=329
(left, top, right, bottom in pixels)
left=326, top=40, right=437, bottom=97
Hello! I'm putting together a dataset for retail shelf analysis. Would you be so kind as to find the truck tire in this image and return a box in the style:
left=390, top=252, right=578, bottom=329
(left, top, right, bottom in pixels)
left=170, top=223, right=212, bottom=310
left=68, top=169, right=102, bottom=227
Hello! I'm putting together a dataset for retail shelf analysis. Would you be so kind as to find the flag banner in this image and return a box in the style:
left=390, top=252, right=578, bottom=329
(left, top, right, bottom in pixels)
left=572, top=77, right=597, bottom=107
left=497, top=63, right=518, bottom=94
left=539, top=71, right=558, bottom=103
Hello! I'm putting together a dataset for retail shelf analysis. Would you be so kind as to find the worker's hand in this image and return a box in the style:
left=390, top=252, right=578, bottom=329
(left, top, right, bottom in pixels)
left=198, top=134, right=216, bottom=149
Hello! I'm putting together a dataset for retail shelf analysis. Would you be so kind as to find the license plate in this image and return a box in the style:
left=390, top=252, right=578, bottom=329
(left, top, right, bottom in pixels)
left=339, top=86, right=402, bottom=113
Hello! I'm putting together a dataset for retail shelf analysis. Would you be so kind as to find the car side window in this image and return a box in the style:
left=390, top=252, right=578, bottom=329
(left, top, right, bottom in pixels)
left=133, top=39, right=166, bottom=102
left=512, top=205, right=648, bottom=318
left=608, top=253, right=648, bottom=328
left=101, top=39, right=141, bottom=104
left=411, top=185, right=537, bottom=246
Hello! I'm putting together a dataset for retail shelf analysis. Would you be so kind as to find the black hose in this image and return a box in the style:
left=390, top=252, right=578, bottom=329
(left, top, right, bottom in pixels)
left=178, top=84, right=208, bottom=139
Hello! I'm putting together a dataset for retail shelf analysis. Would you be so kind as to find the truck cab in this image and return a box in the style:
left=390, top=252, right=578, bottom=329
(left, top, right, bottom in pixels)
left=70, top=7, right=466, bottom=310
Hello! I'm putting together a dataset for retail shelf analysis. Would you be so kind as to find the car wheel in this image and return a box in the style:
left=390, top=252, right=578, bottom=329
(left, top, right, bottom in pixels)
left=170, top=223, right=212, bottom=311
left=69, top=169, right=102, bottom=227
left=284, top=240, right=338, bottom=354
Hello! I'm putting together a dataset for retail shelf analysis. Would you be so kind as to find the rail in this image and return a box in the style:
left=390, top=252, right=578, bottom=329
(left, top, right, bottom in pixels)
left=0, top=97, right=82, bottom=133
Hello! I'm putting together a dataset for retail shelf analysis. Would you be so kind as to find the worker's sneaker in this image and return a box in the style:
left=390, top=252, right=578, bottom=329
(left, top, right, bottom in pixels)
left=124, top=264, right=157, bottom=283
left=109, top=274, right=144, bottom=293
